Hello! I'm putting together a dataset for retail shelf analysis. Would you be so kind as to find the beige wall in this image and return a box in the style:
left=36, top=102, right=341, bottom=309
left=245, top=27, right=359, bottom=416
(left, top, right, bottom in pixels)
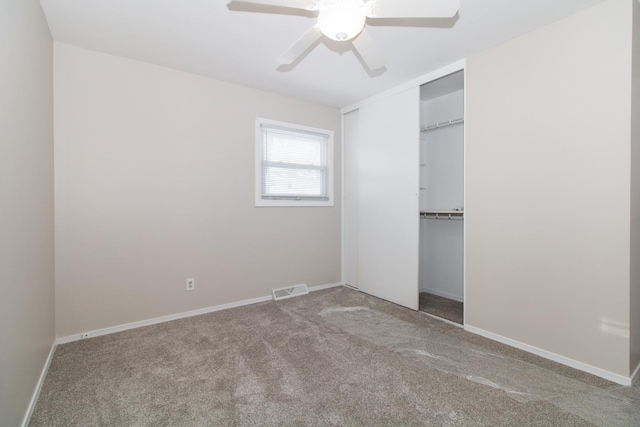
left=54, top=43, right=342, bottom=338
left=466, top=0, right=633, bottom=376
left=631, top=0, right=640, bottom=375
left=0, top=0, right=55, bottom=425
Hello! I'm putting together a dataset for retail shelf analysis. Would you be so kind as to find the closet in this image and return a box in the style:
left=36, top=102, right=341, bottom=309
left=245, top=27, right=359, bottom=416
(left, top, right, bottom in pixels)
left=343, top=64, right=465, bottom=322
left=418, top=71, right=464, bottom=324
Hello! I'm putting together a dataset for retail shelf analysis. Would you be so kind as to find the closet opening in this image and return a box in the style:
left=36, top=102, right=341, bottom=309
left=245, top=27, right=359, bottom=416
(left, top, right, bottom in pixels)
left=418, top=70, right=464, bottom=325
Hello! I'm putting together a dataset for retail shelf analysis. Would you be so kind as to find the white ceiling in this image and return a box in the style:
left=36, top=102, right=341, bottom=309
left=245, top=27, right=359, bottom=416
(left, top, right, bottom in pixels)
left=40, top=0, right=606, bottom=108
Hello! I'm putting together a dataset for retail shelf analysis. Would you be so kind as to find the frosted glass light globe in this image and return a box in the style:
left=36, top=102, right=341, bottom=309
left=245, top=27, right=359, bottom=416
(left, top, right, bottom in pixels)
left=318, top=2, right=366, bottom=41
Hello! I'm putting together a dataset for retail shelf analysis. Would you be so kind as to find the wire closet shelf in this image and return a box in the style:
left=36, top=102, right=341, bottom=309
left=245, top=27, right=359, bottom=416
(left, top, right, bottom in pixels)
left=420, top=211, right=464, bottom=220
left=420, top=117, right=464, bottom=133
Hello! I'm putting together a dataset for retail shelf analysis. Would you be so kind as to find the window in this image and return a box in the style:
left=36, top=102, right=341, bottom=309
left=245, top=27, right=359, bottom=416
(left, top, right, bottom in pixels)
left=255, top=118, right=334, bottom=207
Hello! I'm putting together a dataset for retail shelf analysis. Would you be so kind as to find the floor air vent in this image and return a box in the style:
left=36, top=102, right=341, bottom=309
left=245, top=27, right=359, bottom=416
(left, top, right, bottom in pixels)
left=272, top=284, right=309, bottom=301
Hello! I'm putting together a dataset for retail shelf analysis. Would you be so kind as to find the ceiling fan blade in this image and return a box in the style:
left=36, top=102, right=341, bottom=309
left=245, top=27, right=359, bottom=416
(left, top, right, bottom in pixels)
left=366, top=0, right=460, bottom=18
left=229, top=0, right=316, bottom=10
left=352, top=28, right=385, bottom=70
left=277, top=26, right=322, bottom=65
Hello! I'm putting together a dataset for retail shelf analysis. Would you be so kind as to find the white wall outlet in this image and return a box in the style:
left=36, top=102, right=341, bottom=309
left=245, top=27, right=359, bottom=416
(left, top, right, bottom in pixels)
left=81, top=332, right=90, bottom=339
left=186, top=278, right=195, bottom=291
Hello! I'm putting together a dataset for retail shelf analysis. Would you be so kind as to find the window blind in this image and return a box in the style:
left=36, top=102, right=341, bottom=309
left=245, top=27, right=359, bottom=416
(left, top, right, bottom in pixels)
left=260, top=125, right=329, bottom=200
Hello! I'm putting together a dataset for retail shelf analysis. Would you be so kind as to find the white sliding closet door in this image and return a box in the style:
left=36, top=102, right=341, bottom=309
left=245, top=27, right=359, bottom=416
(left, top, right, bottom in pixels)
left=357, top=88, right=420, bottom=310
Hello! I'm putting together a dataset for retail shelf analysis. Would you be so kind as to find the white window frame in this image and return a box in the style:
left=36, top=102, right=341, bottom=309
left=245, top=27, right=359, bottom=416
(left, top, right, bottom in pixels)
left=255, top=117, right=334, bottom=207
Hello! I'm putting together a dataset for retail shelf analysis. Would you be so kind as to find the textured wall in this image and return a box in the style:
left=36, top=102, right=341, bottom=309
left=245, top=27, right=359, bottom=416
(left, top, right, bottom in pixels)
left=54, top=43, right=341, bottom=338
left=466, top=0, right=633, bottom=376
left=0, top=1, right=55, bottom=425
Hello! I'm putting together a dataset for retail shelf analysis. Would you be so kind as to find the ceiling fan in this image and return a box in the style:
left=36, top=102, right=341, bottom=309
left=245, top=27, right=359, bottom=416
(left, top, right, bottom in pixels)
left=229, top=0, right=460, bottom=70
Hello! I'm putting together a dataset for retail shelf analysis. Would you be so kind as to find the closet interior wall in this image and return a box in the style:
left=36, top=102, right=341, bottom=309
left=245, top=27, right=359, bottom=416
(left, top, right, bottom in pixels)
left=419, top=76, right=464, bottom=302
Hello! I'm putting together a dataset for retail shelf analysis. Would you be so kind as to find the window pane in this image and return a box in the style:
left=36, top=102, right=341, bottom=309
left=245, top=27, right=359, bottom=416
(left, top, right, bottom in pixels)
left=263, top=130, right=326, bottom=167
left=264, top=166, right=326, bottom=197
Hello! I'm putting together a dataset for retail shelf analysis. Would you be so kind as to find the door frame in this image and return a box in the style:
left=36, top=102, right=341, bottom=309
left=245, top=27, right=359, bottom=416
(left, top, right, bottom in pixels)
left=341, top=60, right=466, bottom=314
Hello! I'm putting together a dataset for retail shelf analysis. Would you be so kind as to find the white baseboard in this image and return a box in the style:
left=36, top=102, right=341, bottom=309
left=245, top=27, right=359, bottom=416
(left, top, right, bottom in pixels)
left=57, top=282, right=344, bottom=345
left=420, top=287, right=463, bottom=302
left=22, top=340, right=57, bottom=427
left=464, top=324, right=632, bottom=386
left=309, top=282, right=343, bottom=292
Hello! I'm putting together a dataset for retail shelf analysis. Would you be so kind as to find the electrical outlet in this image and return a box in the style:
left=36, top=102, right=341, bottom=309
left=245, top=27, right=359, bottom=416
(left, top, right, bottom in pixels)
left=81, top=332, right=90, bottom=339
left=186, top=278, right=195, bottom=291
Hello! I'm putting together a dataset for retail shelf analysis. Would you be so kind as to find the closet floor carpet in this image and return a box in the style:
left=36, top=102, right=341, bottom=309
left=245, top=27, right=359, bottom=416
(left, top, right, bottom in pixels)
left=30, top=287, right=638, bottom=426
left=419, top=292, right=464, bottom=324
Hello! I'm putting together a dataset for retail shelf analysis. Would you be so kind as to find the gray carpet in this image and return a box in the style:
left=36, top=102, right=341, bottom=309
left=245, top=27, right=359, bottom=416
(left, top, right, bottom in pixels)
left=30, top=287, right=638, bottom=426
left=419, top=292, right=464, bottom=324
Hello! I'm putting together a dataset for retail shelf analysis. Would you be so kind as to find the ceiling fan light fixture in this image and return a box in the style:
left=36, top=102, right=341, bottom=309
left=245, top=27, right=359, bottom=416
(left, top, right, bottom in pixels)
left=318, top=1, right=366, bottom=41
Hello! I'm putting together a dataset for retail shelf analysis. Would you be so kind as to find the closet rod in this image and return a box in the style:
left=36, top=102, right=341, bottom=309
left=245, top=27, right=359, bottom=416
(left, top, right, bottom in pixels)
left=420, top=117, right=464, bottom=133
